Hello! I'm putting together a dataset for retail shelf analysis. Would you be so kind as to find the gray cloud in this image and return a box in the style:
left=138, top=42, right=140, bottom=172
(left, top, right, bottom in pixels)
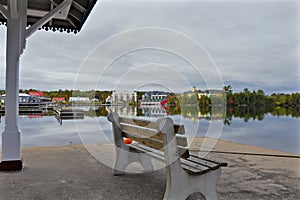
left=0, top=0, right=299, bottom=93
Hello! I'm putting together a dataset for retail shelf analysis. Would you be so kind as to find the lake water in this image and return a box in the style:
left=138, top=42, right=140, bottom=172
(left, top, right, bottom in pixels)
left=0, top=106, right=299, bottom=154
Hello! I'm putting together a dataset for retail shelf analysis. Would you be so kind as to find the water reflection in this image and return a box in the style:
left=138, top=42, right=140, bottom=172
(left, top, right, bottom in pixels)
left=80, top=105, right=299, bottom=124
left=83, top=105, right=299, bottom=154
left=0, top=105, right=298, bottom=124
left=0, top=105, right=299, bottom=154
left=225, top=106, right=299, bottom=124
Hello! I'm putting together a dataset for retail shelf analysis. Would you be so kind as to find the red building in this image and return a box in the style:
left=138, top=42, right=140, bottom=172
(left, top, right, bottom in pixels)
left=29, top=91, right=44, bottom=97
left=52, top=97, right=65, bottom=102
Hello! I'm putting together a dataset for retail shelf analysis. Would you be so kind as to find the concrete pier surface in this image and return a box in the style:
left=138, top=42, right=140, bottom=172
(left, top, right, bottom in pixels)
left=0, top=138, right=299, bottom=200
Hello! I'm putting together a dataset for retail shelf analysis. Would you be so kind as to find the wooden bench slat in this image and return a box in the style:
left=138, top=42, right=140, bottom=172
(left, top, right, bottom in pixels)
left=129, top=143, right=165, bottom=162
left=180, top=160, right=210, bottom=175
left=123, top=130, right=189, bottom=158
left=120, top=117, right=185, bottom=135
left=190, top=155, right=228, bottom=167
left=121, top=122, right=188, bottom=154
left=120, top=123, right=188, bottom=147
left=123, top=131, right=164, bottom=150
left=120, top=123, right=162, bottom=140
left=129, top=143, right=209, bottom=175
left=130, top=142, right=164, bottom=155
left=119, top=117, right=158, bottom=129
left=186, top=156, right=220, bottom=170
left=124, top=132, right=189, bottom=159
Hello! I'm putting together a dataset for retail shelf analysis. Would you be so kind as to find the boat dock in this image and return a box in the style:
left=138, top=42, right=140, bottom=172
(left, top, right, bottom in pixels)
left=0, top=103, right=46, bottom=115
left=0, top=103, right=85, bottom=120
left=52, top=107, right=84, bottom=120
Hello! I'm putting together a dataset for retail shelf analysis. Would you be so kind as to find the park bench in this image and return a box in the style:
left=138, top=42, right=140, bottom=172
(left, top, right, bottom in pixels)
left=108, top=112, right=227, bottom=200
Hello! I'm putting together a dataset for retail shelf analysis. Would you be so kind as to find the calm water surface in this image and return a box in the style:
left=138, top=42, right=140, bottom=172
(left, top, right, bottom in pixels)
left=0, top=108, right=299, bottom=154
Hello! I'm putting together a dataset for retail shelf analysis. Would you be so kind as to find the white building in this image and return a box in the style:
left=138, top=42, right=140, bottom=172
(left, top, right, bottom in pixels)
left=69, top=97, right=90, bottom=103
left=105, top=96, right=112, bottom=104
left=1, top=93, right=40, bottom=103
left=111, top=91, right=137, bottom=104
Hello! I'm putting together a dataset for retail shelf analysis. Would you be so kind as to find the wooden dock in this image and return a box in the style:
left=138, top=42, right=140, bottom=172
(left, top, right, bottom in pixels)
left=52, top=107, right=84, bottom=120
left=0, top=103, right=45, bottom=115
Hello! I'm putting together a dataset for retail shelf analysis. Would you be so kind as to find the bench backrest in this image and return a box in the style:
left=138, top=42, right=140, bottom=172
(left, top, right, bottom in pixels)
left=109, top=113, right=190, bottom=158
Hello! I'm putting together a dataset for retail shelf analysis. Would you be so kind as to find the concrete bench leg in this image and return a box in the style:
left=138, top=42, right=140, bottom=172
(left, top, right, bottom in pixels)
left=163, top=167, right=221, bottom=200
left=138, top=152, right=154, bottom=172
left=113, top=147, right=128, bottom=175
left=113, top=147, right=154, bottom=175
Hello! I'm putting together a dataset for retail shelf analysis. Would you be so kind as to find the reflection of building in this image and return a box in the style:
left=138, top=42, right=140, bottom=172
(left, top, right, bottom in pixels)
left=108, top=104, right=169, bottom=117
left=180, top=106, right=226, bottom=121
left=111, top=91, right=137, bottom=104
left=70, top=105, right=96, bottom=112
left=180, top=106, right=211, bottom=121
left=110, top=106, right=138, bottom=116
left=141, top=106, right=169, bottom=117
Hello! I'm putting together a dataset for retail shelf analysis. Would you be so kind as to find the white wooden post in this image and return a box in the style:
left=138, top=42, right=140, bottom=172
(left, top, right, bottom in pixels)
left=0, top=0, right=27, bottom=171
left=0, top=0, right=72, bottom=171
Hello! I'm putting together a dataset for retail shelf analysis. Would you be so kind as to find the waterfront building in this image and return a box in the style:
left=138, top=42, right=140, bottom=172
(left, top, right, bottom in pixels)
left=111, top=91, right=137, bottom=104
left=1, top=93, right=40, bottom=103
left=182, top=87, right=226, bottom=99
left=52, top=97, right=66, bottom=102
left=69, top=97, right=90, bottom=103
left=29, top=91, right=44, bottom=97
left=105, top=96, right=112, bottom=104
left=91, top=98, right=99, bottom=102
left=28, top=91, right=51, bottom=102
left=141, top=91, right=169, bottom=105
left=183, top=88, right=210, bottom=98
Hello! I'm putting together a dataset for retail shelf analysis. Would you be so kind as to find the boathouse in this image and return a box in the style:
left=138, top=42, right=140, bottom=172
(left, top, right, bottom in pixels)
left=1, top=93, right=41, bottom=104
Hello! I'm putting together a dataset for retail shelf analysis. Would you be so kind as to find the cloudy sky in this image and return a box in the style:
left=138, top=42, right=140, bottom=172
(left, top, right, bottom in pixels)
left=0, top=0, right=299, bottom=94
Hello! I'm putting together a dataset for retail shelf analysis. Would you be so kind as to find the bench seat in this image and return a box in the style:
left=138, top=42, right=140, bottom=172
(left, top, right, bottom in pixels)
left=129, top=142, right=227, bottom=175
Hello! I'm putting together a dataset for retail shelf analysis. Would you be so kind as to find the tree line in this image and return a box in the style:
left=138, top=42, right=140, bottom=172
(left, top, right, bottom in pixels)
left=223, top=85, right=299, bottom=107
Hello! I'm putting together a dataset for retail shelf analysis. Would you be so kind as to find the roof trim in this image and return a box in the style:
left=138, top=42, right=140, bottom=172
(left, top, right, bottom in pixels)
left=0, top=0, right=98, bottom=34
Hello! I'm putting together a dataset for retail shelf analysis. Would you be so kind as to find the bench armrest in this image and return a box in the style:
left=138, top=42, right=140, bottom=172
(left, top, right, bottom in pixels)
left=157, top=117, right=182, bottom=166
left=108, top=112, right=126, bottom=148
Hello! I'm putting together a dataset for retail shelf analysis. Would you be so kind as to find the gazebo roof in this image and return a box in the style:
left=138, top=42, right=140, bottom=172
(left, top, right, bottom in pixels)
left=0, top=0, right=98, bottom=33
